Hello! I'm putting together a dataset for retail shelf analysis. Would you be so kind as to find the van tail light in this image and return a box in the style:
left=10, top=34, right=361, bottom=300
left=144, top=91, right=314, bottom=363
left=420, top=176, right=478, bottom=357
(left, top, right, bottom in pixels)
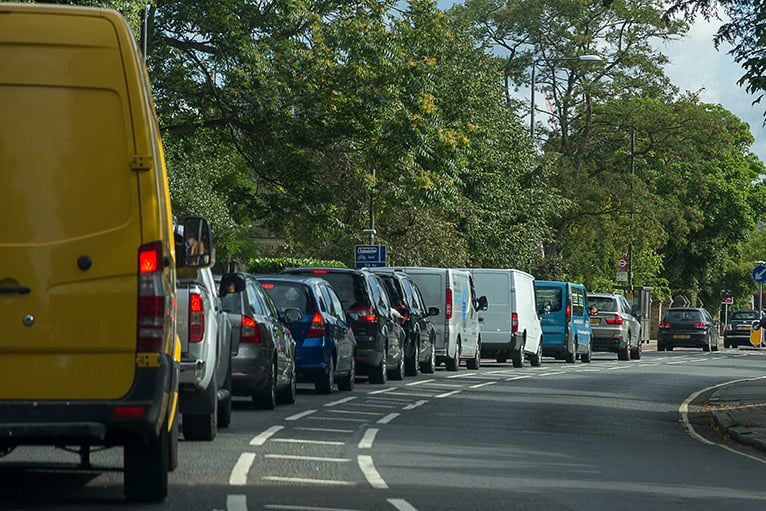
left=189, top=292, right=205, bottom=343
left=512, top=312, right=519, bottom=333
left=137, top=242, right=166, bottom=353
left=693, top=322, right=707, bottom=329
left=445, top=288, right=453, bottom=320
left=307, top=311, right=326, bottom=337
left=241, top=316, right=262, bottom=344
left=565, top=303, right=571, bottom=323
left=605, top=315, right=624, bottom=326
left=348, top=306, right=377, bottom=322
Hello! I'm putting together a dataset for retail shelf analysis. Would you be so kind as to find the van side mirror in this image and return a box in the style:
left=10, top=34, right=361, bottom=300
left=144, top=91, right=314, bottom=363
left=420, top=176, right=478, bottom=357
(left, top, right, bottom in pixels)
left=476, top=296, right=488, bottom=311
left=177, top=216, right=213, bottom=268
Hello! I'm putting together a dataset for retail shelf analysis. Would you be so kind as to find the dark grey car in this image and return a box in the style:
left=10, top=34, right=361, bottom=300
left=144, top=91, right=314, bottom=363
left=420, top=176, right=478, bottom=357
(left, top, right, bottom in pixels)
left=657, top=307, right=720, bottom=352
left=218, top=273, right=297, bottom=409
left=723, top=309, right=764, bottom=348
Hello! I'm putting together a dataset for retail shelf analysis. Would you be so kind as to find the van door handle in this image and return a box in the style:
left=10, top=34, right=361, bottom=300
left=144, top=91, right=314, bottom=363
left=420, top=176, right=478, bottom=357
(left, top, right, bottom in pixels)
left=0, top=286, right=31, bottom=295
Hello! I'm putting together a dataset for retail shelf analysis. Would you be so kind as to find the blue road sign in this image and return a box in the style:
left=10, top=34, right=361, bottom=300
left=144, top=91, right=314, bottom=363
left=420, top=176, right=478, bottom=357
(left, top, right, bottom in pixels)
left=753, top=266, right=766, bottom=284
left=355, top=245, right=386, bottom=269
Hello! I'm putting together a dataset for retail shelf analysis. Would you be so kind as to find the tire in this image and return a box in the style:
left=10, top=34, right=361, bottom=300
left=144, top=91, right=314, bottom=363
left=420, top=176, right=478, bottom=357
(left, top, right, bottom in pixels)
left=580, top=342, right=592, bottom=363
left=404, top=340, right=419, bottom=377
left=253, top=360, right=277, bottom=409
left=466, top=341, right=481, bottom=370
left=703, top=336, right=711, bottom=352
left=315, top=356, right=335, bottom=395
left=565, top=343, right=577, bottom=363
left=217, top=366, right=233, bottom=429
left=168, top=417, right=179, bottom=472
left=369, top=347, right=387, bottom=384
left=337, top=356, right=356, bottom=391
left=617, top=345, right=630, bottom=361
left=445, top=341, right=460, bottom=371
left=529, top=339, right=543, bottom=367
left=496, top=356, right=508, bottom=364
left=420, top=341, right=436, bottom=374
left=511, top=349, right=524, bottom=368
left=630, top=342, right=642, bottom=360
left=278, top=362, right=297, bottom=404
left=183, top=408, right=217, bottom=442
left=124, top=418, right=170, bottom=502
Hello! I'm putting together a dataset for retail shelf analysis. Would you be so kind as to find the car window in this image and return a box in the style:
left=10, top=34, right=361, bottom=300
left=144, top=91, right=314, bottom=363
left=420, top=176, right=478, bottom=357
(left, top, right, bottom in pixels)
left=246, top=280, right=268, bottom=316
left=296, top=272, right=369, bottom=311
left=572, top=286, right=585, bottom=316
left=588, top=296, right=616, bottom=312
left=371, top=276, right=391, bottom=311
left=221, top=290, right=243, bottom=314
left=536, top=286, right=563, bottom=313
left=666, top=310, right=701, bottom=322
left=258, top=284, right=281, bottom=318
left=325, top=285, right=347, bottom=322
left=262, top=282, right=315, bottom=315
left=380, top=276, right=404, bottom=307
left=732, top=311, right=760, bottom=320
left=410, top=280, right=425, bottom=311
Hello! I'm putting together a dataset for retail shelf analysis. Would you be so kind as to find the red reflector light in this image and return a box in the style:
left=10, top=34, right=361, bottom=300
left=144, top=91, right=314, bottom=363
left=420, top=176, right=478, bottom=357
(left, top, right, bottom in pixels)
left=113, top=406, right=147, bottom=419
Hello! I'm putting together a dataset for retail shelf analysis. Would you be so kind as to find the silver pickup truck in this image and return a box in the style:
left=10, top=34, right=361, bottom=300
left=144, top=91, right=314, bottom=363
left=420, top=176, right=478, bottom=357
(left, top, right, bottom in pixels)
left=177, top=266, right=233, bottom=441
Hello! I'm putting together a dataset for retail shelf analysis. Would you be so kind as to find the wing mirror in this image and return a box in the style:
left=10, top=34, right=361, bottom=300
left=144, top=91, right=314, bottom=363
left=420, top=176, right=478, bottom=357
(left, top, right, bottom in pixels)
left=282, top=307, right=303, bottom=323
left=476, top=296, right=488, bottom=311
left=175, top=216, right=213, bottom=268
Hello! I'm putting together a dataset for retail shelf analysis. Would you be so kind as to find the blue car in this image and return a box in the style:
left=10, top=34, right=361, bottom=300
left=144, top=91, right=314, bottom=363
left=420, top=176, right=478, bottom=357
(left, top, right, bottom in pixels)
left=258, top=275, right=356, bottom=393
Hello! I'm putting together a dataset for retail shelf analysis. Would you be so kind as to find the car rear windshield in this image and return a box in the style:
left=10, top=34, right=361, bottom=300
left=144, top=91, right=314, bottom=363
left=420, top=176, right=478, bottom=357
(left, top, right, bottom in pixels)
left=664, top=310, right=702, bottom=322
left=261, top=282, right=316, bottom=316
left=588, top=297, right=617, bottom=312
left=731, top=311, right=760, bottom=320
left=287, top=271, right=370, bottom=311
left=536, top=287, right=563, bottom=313
left=379, top=276, right=405, bottom=307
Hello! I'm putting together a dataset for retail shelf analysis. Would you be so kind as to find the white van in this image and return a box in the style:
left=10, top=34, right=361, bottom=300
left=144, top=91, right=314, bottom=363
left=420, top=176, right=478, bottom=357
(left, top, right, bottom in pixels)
left=396, top=268, right=487, bottom=370
left=467, top=269, right=543, bottom=368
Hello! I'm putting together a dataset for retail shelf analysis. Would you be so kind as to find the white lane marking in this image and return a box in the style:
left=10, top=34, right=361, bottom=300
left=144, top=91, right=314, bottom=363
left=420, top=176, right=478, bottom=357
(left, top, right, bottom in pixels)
left=377, top=391, right=436, bottom=398
left=377, top=413, right=399, bottom=424
left=325, top=397, right=356, bottom=407
left=667, top=360, right=687, bottom=365
left=358, top=428, right=378, bottom=449
left=403, top=400, right=427, bottom=410
left=310, top=416, right=369, bottom=423
left=286, top=410, right=318, bottom=421
left=265, top=454, right=350, bottom=463
left=368, top=387, right=397, bottom=395
left=680, top=376, right=766, bottom=464
left=294, top=427, right=354, bottom=433
left=327, top=409, right=382, bottom=416
left=250, top=425, right=284, bottom=446
left=435, top=389, right=462, bottom=398
left=227, top=494, right=248, bottom=511
left=469, top=381, right=497, bottom=389
left=272, top=438, right=345, bottom=446
left=348, top=402, right=398, bottom=409
left=387, top=499, right=420, bottom=511
left=229, top=453, right=256, bottom=486
left=265, top=505, right=362, bottom=511
left=504, top=375, right=533, bottom=382
left=536, top=371, right=564, bottom=376
left=415, top=382, right=462, bottom=388
left=606, top=366, right=628, bottom=371
left=358, top=454, right=388, bottom=489
left=405, top=379, right=435, bottom=386
left=262, top=476, right=354, bottom=486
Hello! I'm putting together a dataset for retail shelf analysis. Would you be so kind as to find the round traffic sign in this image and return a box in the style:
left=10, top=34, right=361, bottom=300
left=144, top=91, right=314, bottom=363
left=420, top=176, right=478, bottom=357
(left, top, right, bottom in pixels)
left=753, top=266, right=766, bottom=283
left=618, top=259, right=628, bottom=269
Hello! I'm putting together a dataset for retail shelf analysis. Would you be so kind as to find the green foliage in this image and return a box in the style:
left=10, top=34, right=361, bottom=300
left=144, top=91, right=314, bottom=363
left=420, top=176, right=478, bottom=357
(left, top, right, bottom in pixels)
left=245, top=257, right=347, bottom=275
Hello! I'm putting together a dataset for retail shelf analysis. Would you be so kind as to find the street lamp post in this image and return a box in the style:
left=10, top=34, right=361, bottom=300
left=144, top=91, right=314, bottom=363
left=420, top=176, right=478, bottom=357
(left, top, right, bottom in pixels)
left=529, top=55, right=602, bottom=139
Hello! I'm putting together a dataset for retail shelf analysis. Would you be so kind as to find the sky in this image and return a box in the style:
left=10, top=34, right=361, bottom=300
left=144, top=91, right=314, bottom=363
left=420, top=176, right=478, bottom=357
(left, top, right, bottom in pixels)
left=433, top=1, right=766, bottom=163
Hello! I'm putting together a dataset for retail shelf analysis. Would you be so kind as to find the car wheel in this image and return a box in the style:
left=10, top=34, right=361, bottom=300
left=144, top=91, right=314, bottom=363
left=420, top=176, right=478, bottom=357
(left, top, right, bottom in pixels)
left=511, top=347, right=525, bottom=368
left=630, top=343, right=642, bottom=360
left=404, top=338, right=419, bottom=377
left=389, top=348, right=405, bottom=381
left=496, top=356, right=508, bottom=363
left=278, top=361, right=297, bottom=404
left=466, top=340, right=481, bottom=370
left=369, top=347, right=387, bottom=384
left=617, top=345, right=630, bottom=361
left=446, top=340, right=460, bottom=371
left=420, top=341, right=436, bottom=374
left=217, top=364, right=233, bottom=429
left=253, top=361, right=277, bottom=410
left=565, top=342, right=577, bottom=363
left=124, top=416, right=170, bottom=502
left=315, top=356, right=335, bottom=395
left=530, top=339, right=543, bottom=367
left=580, top=342, right=592, bottom=363
left=703, top=335, right=711, bottom=352
left=337, top=356, right=355, bottom=391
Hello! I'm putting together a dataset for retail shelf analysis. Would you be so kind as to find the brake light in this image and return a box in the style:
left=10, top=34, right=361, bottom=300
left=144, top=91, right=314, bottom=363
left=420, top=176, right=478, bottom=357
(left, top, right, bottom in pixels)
left=660, top=321, right=671, bottom=328
left=311, top=269, right=329, bottom=274
left=445, top=288, right=453, bottom=320
left=241, top=316, right=262, bottom=343
left=349, top=306, right=377, bottom=322
left=605, top=316, right=624, bottom=325
left=693, top=322, right=706, bottom=329
left=261, top=283, right=274, bottom=289
left=307, top=311, right=326, bottom=337
left=565, top=303, right=571, bottom=322
left=189, top=292, right=205, bottom=343
left=512, top=312, right=519, bottom=332
left=137, top=242, right=166, bottom=353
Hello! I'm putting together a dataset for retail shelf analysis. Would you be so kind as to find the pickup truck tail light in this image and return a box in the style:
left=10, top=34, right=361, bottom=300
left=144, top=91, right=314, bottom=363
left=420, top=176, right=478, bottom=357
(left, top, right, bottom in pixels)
left=307, top=311, right=326, bottom=337
left=189, top=292, right=205, bottom=343
left=137, top=241, right=167, bottom=353
left=445, top=288, right=453, bottom=320
left=241, top=316, right=262, bottom=343
left=512, top=312, right=519, bottom=333
left=605, top=315, right=624, bottom=325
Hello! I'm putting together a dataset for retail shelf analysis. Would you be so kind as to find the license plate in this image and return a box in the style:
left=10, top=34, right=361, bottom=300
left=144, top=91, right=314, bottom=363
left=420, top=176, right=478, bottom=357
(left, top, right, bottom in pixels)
left=673, top=334, right=691, bottom=339
left=737, top=325, right=751, bottom=331
left=590, top=318, right=599, bottom=325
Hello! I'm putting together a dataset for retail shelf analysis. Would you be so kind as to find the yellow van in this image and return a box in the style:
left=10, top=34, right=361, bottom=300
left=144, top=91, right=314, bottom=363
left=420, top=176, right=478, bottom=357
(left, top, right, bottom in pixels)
left=0, top=3, right=211, bottom=502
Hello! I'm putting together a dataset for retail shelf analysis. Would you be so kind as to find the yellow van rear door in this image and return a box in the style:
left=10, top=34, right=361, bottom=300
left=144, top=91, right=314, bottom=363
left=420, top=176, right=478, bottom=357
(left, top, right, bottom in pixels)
left=0, top=8, right=142, bottom=400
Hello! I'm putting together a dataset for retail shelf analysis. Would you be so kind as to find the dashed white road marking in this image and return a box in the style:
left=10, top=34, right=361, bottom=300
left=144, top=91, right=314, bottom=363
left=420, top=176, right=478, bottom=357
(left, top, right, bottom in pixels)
left=262, top=476, right=354, bottom=486
left=250, top=425, right=284, bottom=446
left=504, top=375, right=533, bottom=382
left=387, top=499, right=420, bottom=511
left=325, top=396, right=356, bottom=407
left=272, top=438, right=345, bottom=446
left=227, top=494, right=248, bottom=511
left=286, top=410, right=317, bottom=421
left=403, top=400, right=427, bottom=410
left=326, top=409, right=382, bottom=416
left=368, top=387, right=397, bottom=395
left=358, top=428, right=378, bottom=449
left=264, top=504, right=362, bottom=511
left=229, top=453, right=256, bottom=486
left=435, top=389, right=462, bottom=398
left=377, top=413, right=399, bottom=424
left=469, top=381, right=496, bottom=389
left=265, top=454, right=350, bottom=463
left=294, top=427, right=354, bottom=434
left=405, top=379, right=435, bottom=386
left=358, top=454, right=388, bottom=489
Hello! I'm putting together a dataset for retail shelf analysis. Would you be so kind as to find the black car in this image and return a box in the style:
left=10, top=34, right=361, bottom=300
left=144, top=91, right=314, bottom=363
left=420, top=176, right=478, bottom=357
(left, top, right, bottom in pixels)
left=281, top=267, right=403, bottom=383
left=369, top=268, right=439, bottom=375
left=723, top=309, right=764, bottom=348
left=217, top=272, right=298, bottom=409
left=657, top=307, right=720, bottom=352
left=257, top=275, right=356, bottom=393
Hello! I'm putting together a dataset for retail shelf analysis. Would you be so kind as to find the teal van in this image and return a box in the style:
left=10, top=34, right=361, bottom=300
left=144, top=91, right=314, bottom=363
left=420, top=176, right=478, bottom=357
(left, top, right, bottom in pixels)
left=534, top=281, right=592, bottom=363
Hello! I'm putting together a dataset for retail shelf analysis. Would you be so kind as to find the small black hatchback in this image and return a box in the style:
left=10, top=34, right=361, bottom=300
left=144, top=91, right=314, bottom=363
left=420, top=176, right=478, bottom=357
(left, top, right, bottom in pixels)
left=281, top=267, right=401, bottom=384
left=657, top=307, right=720, bottom=352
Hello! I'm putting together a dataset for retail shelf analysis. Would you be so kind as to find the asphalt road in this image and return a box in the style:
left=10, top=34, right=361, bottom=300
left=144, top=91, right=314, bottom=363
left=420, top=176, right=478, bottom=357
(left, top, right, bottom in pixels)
left=3, top=348, right=766, bottom=511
